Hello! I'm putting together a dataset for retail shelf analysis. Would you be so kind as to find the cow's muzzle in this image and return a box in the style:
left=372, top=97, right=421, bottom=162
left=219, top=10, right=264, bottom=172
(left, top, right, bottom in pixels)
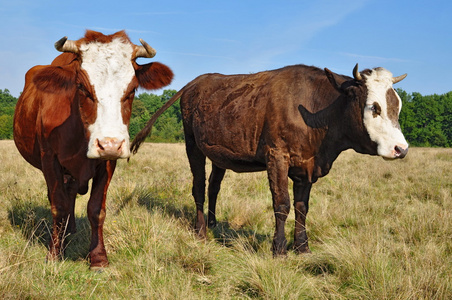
left=394, top=145, right=408, bottom=159
left=95, top=138, right=127, bottom=160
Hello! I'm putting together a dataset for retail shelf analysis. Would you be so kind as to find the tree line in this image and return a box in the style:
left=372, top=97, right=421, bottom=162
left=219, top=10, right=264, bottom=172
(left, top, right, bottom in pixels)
left=0, top=89, right=15, bottom=140
left=397, top=89, right=452, bottom=147
left=1, top=88, right=451, bottom=147
left=0, top=89, right=183, bottom=142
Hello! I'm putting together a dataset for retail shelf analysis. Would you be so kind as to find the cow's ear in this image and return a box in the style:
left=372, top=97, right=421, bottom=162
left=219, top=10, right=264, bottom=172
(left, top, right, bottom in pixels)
left=33, top=65, right=77, bottom=94
left=135, top=62, right=174, bottom=90
left=324, top=68, right=347, bottom=94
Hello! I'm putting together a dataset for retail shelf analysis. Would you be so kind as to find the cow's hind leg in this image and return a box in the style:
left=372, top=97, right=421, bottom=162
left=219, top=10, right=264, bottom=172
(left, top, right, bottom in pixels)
left=207, top=164, right=226, bottom=228
left=291, top=175, right=312, bottom=254
left=185, top=137, right=207, bottom=238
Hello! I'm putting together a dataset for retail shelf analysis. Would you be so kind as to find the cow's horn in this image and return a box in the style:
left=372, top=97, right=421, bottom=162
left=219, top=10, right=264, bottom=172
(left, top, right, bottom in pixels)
left=135, top=39, right=157, bottom=59
left=392, top=73, right=407, bottom=84
left=54, top=36, right=78, bottom=53
left=353, top=63, right=362, bottom=81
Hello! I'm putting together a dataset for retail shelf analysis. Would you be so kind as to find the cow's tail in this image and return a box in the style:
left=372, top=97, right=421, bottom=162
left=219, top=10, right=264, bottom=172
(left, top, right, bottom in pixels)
left=130, top=88, right=185, bottom=155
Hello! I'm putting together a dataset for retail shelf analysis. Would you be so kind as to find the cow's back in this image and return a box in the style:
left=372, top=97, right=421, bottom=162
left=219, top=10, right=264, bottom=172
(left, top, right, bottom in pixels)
left=181, top=65, right=340, bottom=171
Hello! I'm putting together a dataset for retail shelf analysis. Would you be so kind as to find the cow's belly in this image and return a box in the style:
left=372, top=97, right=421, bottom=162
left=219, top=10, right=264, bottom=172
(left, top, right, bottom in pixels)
left=13, top=135, right=42, bottom=170
left=13, top=110, right=42, bottom=169
left=199, top=142, right=266, bottom=172
left=193, top=114, right=266, bottom=172
left=193, top=110, right=264, bottom=165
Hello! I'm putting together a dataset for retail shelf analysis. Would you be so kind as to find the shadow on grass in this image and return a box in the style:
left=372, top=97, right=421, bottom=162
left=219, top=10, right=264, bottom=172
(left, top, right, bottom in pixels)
left=114, top=186, right=195, bottom=222
left=7, top=201, right=90, bottom=262
left=211, top=221, right=271, bottom=253
left=118, top=185, right=272, bottom=253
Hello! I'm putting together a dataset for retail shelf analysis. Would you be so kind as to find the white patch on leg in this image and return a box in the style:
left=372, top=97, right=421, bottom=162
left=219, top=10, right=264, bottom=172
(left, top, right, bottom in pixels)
left=363, top=68, right=408, bottom=159
left=80, top=38, right=135, bottom=159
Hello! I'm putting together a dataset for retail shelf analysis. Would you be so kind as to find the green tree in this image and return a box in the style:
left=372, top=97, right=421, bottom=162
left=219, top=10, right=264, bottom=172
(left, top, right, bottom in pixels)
left=0, top=115, right=13, bottom=139
left=131, top=99, right=148, bottom=119
left=130, top=89, right=182, bottom=142
left=397, top=89, right=451, bottom=147
left=0, top=89, right=18, bottom=140
left=2, top=87, right=452, bottom=146
left=441, top=92, right=452, bottom=146
left=398, top=88, right=416, bottom=145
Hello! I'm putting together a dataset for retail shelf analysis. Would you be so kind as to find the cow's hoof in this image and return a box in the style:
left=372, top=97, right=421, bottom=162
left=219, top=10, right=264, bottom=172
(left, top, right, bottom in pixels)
left=207, top=219, right=217, bottom=229
left=272, top=238, right=288, bottom=257
left=46, top=251, right=62, bottom=262
left=89, top=251, right=109, bottom=271
left=294, top=243, right=311, bottom=254
left=90, top=264, right=108, bottom=272
left=89, top=260, right=109, bottom=271
left=195, top=224, right=207, bottom=240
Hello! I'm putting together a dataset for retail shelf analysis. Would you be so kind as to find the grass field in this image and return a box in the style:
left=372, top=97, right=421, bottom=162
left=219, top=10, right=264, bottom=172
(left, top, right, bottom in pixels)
left=0, top=140, right=451, bottom=299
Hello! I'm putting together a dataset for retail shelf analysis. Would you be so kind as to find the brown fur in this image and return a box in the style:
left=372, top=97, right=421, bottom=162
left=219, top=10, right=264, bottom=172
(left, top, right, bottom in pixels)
left=132, top=64, right=406, bottom=256
left=386, top=89, right=400, bottom=125
left=13, top=30, right=173, bottom=269
left=177, top=67, right=378, bottom=256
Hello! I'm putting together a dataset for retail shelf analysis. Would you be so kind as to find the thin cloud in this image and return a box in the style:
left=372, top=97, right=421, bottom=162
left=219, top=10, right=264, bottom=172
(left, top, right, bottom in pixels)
left=239, top=1, right=371, bottom=70
left=163, top=51, right=235, bottom=62
left=339, top=52, right=413, bottom=63
left=212, top=38, right=241, bottom=44
left=129, top=10, right=226, bottom=16
left=90, top=27, right=158, bottom=35
left=128, top=11, right=187, bottom=16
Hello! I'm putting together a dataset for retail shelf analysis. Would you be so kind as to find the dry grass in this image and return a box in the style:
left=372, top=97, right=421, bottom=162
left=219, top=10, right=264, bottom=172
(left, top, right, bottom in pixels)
left=0, top=140, right=451, bottom=299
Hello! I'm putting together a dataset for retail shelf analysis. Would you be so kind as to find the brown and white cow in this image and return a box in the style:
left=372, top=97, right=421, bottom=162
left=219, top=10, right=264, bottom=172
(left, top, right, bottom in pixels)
left=13, top=30, right=173, bottom=269
left=131, top=63, right=407, bottom=256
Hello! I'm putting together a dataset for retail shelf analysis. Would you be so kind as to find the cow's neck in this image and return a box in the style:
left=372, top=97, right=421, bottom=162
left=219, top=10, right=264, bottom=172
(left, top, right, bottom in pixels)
left=300, top=96, right=353, bottom=183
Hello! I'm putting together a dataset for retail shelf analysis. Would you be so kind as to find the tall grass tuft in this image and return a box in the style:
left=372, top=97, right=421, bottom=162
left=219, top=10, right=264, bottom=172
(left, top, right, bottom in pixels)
left=0, top=140, right=450, bottom=299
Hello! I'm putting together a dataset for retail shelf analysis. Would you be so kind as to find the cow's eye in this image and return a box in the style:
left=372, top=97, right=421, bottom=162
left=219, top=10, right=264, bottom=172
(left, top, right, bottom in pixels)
left=77, top=84, right=86, bottom=92
left=369, top=102, right=381, bottom=116
left=78, top=84, right=94, bottom=101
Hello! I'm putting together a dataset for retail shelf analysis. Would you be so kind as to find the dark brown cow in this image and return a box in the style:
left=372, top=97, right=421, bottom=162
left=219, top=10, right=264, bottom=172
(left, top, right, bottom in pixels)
left=13, top=30, right=173, bottom=269
left=131, top=64, right=407, bottom=255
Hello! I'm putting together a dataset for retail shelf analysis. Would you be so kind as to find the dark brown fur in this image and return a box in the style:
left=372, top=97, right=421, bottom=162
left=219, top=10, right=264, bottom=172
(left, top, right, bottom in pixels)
left=386, top=89, right=401, bottom=126
left=131, top=64, right=398, bottom=255
left=13, top=30, right=173, bottom=269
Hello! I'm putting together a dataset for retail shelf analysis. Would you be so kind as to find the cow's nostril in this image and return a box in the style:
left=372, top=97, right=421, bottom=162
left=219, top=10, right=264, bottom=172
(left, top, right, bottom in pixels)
left=117, top=141, right=123, bottom=151
left=96, top=139, right=104, bottom=151
left=394, top=145, right=408, bottom=158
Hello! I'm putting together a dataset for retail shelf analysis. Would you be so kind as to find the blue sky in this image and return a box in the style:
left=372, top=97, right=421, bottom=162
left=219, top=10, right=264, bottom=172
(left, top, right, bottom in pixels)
left=1, top=0, right=451, bottom=97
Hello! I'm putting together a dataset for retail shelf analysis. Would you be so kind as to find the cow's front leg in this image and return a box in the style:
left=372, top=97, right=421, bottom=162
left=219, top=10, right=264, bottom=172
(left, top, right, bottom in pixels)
left=266, top=150, right=290, bottom=256
left=87, top=160, right=116, bottom=270
left=292, top=176, right=312, bottom=253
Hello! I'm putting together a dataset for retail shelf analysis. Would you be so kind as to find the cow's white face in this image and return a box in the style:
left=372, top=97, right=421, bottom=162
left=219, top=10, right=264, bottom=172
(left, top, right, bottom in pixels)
left=363, top=68, right=408, bottom=159
left=80, top=38, right=135, bottom=159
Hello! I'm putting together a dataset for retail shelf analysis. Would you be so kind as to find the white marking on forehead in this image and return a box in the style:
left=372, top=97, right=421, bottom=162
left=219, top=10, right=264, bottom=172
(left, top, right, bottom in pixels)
left=364, top=68, right=403, bottom=116
left=80, top=37, right=135, bottom=158
left=363, top=68, right=408, bottom=158
left=364, top=68, right=395, bottom=106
